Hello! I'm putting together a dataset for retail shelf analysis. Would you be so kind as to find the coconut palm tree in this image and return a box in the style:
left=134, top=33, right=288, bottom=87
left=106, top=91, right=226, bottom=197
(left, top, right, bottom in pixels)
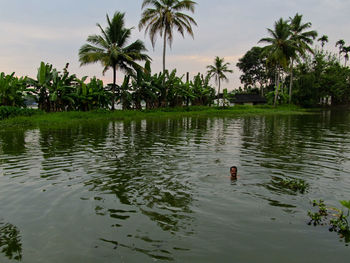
left=139, top=0, right=197, bottom=74
left=207, top=56, right=233, bottom=106
left=79, top=12, right=150, bottom=110
left=288, top=13, right=317, bottom=103
left=318, top=35, right=328, bottom=50
left=259, top=18, right=295, bottom=106
left=336, top=39, right=345, bottom=62
left=342, top=46, right=350, bottom=67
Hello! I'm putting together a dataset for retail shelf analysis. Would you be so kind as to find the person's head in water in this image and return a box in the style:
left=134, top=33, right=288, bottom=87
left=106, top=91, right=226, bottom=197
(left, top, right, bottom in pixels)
left=230, top=166, right=237, bottom=179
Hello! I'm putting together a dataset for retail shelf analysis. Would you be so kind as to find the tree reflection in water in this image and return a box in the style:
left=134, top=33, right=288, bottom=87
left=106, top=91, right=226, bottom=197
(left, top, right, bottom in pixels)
left=83, top=118, right=210, bottom=260
left=0, top=221, right=22, bottom=261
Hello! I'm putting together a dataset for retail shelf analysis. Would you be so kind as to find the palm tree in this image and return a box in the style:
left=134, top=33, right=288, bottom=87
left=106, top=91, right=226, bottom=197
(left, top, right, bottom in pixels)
left=342, top=46, right=350, bottom=67
left=259, top=18, right=295, bottom=106
left=288, top=13, right=317, bottom=103
left=79, top=12, right=150, bottom=110
left=207, top=56, right=233, bottom=106
left=139, top=0, right=197, bottom=74
left=318, top=35, right=328, bottom=50
left=336, top=39, right=345, bottom=61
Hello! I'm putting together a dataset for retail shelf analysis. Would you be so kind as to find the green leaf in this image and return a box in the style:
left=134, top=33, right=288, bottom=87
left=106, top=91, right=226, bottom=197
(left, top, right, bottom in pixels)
left=50, top=92, right=58, bottom=102
left=38, top=62, right=46, bottom=85
left=82, top=84, right=87, bottom=96
left=340, top=200, right=350, bottom=210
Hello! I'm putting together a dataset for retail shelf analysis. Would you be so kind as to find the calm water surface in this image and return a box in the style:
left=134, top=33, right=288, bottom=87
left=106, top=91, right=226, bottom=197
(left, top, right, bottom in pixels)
left=1, top=111, right=350, bottom=262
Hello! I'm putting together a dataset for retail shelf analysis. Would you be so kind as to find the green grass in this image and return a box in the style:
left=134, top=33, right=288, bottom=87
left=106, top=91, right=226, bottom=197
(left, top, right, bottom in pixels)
left=0, top=105, right=315, bottom=130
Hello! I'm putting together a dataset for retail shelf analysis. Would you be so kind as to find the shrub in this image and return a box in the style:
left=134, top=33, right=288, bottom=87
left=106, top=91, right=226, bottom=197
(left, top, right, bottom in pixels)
left=0, top=106, right=41, bottom=120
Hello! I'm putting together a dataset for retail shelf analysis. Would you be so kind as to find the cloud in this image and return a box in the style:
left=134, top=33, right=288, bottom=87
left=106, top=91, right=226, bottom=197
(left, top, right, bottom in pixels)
left=1, top=0, right=350, bottom=92
left=0, top=22, right=93, bottom=43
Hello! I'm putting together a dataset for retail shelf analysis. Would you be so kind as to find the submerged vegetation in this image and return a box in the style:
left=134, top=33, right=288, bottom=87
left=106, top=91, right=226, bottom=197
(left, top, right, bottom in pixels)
left=308, top=200, right=350, bottom=244
left=0, top=222, right=22, bottom=261
left=272, top=177, right=309, bottom=194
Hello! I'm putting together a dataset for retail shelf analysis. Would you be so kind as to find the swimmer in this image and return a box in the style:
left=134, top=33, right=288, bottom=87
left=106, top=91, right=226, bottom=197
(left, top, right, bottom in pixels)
left=230, top=166, right=238, bottom=180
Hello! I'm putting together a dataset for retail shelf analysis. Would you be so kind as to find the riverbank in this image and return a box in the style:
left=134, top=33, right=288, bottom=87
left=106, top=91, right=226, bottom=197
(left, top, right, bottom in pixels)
left=0, top=105, right=315, bottom=129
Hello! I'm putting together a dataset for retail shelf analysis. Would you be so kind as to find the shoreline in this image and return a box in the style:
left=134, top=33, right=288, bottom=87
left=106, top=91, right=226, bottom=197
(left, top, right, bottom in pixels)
left=0, top=105, right=317, bottom=130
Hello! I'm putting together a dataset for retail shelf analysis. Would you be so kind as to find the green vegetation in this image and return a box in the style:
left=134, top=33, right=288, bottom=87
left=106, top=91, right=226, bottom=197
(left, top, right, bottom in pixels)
left=207, top=57, right=233, bottom=106
left=1, top=4, right=350, bottom=118
left=0, top=106, right=40, bottom=120
left=79, top=11, right=150, bottom=110
left=0, top=73, right=27, bottom=107
left=318, top=35, right=328, bottom=49
left=276, top=178, right=309, bottom=194
left=0, top=60, right=219, bottom=115
left=308, top=200, right=350, bottom=244
left=0, top=222, right=22, bottom=261
left=238, top=14, right=350, bottom=107
left=0, top=105, right=309, bottom=129
left=259, top=18, right=295, bottom=106
left=288, top=13, right=318, bottom=104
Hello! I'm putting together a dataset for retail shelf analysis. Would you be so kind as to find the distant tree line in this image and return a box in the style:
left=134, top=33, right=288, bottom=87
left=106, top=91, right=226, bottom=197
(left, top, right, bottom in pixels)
left=237, top=13, right=350, bottom=106
left=1, top=1, right=350, bottom=112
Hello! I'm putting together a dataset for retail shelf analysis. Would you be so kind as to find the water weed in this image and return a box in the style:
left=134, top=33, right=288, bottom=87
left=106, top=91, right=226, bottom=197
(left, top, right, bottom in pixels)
left=308, top=200, right=350, bottom=244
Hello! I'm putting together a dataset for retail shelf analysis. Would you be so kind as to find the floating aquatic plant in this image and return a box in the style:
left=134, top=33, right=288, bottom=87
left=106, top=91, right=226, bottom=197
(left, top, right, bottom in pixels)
left=308, top=200, right=350, bottom=244
left=275, top=178, right=309, bottom=194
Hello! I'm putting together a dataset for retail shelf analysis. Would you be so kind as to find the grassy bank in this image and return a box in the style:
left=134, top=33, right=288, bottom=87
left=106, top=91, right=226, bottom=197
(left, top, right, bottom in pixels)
left=0, top=105, right=315, bottom=129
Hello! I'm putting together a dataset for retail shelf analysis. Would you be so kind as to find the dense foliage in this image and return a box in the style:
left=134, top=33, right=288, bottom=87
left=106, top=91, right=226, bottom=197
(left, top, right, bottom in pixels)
left=0, top=73, right=27, bottom=107
left=79, top=12, right=150, bottom=110
left=1, top=7, right=350, bottom=114
left=0, top=61, right=216, bottom=115
left=0, top=106, right=39, bottom=120
left=237, top=13, right=350, bottom=107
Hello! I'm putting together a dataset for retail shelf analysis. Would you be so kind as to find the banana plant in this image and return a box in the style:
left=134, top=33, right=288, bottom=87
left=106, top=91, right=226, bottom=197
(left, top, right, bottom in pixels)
left=190, top=73, right=216, bottom=106
left=75, top=76, right=111, bottom=111
left=149, top=71, right=166, bottom=108
left=166, top=69, right=186, bottom=107
left=0, top=73, right=27, bottom=107
left=49, top=64, right=77, bottom=111
left=117, top=76, right=132, bottom=110
left=27, top=62, right=55, bottom=112
left=131, top=61, right=159, bottom=110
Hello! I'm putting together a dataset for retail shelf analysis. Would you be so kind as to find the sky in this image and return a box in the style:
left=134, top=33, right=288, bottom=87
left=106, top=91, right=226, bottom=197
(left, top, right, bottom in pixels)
left=0, top=0, right=350, bottom=91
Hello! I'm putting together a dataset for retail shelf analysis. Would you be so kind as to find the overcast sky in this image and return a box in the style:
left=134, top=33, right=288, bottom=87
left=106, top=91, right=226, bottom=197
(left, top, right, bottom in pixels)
left=0, top=0, right=349, bottom=90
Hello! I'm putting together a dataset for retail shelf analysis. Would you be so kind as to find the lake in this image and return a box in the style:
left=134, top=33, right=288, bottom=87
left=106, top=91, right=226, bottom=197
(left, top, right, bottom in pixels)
left=1, top=110, right=350, bottom=262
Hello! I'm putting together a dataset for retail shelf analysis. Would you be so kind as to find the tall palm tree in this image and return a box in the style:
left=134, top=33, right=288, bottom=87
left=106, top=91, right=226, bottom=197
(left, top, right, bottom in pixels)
left=207, top=56, right=233, bottom=106
left=318, top=35, right=328, bottom=50
left=336, top=39, right=345, bottom=62
left=259, top=18, right=295, bottom=106
left=288, top=13, right=317, bottom=103
left=139, top=0, right=197, bottom=74
left=79, top=12, right=150, bottom=110
left=342, top=46, right=350, bottom=67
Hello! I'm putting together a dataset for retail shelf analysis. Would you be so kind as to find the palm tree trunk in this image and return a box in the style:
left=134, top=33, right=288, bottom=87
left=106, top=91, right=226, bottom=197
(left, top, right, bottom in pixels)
left=259, top=81, right=264, bottom=96
left=218, top=78, right=221, bottom=106
left=163, top=30, right=167, bottom=74
left=112, top=64, right=116, bottom=111
left=274, top=66, right=280, bottom=107
left=289, top=59, right=294, bottom=104
left=162, top=30, right=168, bottom=107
